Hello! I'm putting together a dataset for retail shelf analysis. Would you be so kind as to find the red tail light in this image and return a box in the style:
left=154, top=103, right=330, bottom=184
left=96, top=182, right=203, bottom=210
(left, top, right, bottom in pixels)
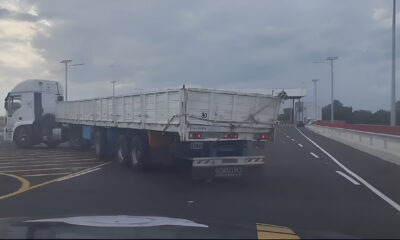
left=223, top=132, right=239, bottom=139
left=258, top=133, right=271, bottom=140
left=189, top=132, right=203, bottom=139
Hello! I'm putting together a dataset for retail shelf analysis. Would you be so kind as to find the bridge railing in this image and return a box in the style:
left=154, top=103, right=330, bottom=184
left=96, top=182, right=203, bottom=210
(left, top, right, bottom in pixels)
left=307, top=123, right=400, bottom=166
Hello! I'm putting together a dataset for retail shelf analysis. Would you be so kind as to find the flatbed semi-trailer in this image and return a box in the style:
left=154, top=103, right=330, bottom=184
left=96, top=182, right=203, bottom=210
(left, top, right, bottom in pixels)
left=4, top=79, right=285, bottom=179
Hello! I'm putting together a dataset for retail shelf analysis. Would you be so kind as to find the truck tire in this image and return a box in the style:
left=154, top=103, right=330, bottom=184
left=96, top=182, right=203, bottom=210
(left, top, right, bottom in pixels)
left=14, top=126, right=33, bottom=148
left=94, top=128, right=107, bottom=160
left=130, top=135, right=151, bottom=171
left=115, top=135, right=130, bottom=167
left=68, top=126, right=90, bottom=150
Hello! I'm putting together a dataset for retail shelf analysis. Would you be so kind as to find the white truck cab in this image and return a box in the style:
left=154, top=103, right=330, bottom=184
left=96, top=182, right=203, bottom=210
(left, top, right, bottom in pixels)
left=4, top=79, right=64, bottom=147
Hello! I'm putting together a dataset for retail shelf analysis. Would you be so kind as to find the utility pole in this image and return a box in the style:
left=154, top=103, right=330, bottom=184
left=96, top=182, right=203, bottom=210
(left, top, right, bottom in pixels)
left=312, top=79, right=319, bottom=120
left=391, top=0, right=397, bottom=126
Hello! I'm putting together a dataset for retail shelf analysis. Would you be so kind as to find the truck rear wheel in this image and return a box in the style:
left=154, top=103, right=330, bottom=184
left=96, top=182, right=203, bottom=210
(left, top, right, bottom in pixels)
left=15, top=126, right=33, bottom=148
left=94, top=128, right=107, bottom=160
left=116, top=135, right=130, bottom=167
left=130, top=135, right=151, bottom=171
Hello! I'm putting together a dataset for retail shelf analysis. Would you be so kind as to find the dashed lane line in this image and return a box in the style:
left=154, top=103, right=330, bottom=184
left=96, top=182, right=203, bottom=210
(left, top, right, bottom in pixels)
left=336, top=171, right=360, bottom=185
left=310, top=152, right=319, bottom=159
left=298, top=144, right=303, bottom=148
left=296, top=127, right=400, bottom=212
left=291, top=139, right=295, bottom=142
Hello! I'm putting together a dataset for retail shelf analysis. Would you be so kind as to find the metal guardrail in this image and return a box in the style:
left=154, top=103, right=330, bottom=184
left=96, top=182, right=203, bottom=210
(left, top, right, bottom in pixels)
left=307, top=124, right=400, bottom=166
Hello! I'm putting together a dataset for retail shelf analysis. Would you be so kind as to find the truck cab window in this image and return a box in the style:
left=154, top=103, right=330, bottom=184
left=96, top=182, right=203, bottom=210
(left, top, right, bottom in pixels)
left=7, top=95, right=22, bottom=116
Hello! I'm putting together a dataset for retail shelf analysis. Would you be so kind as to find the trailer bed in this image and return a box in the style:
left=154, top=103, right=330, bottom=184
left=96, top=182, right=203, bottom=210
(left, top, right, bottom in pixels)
left=55, top=88, right=281, bottom=141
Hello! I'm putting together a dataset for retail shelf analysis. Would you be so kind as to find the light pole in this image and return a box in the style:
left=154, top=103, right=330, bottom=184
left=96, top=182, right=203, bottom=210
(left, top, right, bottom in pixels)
left=60, top=60, right=84, bottom=101
left=391, top=0, right=397, bottom=126
left=60, top=60, right=71, bottom=101
left=312, top=79, right=319, bottom=120
left=313, top=56, right=338, bottom=123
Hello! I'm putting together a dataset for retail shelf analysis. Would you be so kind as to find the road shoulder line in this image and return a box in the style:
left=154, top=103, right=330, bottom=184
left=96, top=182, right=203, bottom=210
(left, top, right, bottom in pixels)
left=296, top=127, right=400, bottom=212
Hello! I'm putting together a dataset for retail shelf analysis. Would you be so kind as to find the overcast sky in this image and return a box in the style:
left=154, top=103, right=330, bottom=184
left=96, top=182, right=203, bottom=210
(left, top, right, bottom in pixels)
left=0, top=0, right=399, bottom=115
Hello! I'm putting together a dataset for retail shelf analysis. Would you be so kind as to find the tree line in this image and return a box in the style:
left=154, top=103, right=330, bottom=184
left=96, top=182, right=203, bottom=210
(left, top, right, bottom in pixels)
left=279, top=100, right=400, bottom=125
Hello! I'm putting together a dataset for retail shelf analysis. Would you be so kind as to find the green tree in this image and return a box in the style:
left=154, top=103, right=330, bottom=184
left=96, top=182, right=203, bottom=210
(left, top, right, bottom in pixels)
left=352, top=110, right=373, bottom=124
left=370, top=109, right=390, bottom=125
left=322, top=100, right=353, bottom=122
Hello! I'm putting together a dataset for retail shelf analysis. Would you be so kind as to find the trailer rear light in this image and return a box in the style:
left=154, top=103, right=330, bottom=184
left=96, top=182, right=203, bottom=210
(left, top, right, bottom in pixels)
left=257, top=133, right=271, bottom=140
left=223, top=132, right=239, bottom=139
left=189, top=132, right=203, bottom=139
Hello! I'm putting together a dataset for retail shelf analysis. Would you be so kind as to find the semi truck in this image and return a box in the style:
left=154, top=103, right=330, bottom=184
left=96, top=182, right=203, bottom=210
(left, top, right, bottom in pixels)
left=4, top=79, right=285, bottom=179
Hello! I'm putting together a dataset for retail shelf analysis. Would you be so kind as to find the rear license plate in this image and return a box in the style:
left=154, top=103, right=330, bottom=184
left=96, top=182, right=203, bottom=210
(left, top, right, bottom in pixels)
left=214, top=166, right=243, bottom=177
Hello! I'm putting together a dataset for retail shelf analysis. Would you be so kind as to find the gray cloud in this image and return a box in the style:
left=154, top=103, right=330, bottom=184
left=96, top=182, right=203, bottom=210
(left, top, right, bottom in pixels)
left=1, top=0, right=399, bottom=113
left=0, top=7, right=39, bottom=22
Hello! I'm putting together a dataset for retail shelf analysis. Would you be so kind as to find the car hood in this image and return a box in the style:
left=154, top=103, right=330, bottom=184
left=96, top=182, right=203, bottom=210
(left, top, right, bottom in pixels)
left=0, top=215, right=360, bottom=239
left=0, top=215, right=256, bottom=239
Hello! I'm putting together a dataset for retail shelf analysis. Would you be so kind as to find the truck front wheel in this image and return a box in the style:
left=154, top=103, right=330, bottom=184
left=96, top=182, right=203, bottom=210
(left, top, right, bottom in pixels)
left=15, top=126, right=33, bottom=148
left=116, top=135, right=130, bottom=167
left=130, top=135, right=151, bottom=171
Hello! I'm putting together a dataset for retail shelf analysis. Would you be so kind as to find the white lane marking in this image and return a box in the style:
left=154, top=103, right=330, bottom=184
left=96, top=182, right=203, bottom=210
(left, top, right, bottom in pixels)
left=22, top=172, right=72, bottom=177
left=0, top=155, right=94, bottom=161
left=0, top=152, right=94, bottom=157
left=0, top=167, right=86, bottom=173
left=310, top=152, right=319, bottom=158
left=0, top=162, right=98, bottom=169
left=291, top=138, right=295, bottom=142
left=298, top=144, right=303, bottom=148
left=336, top=171, right=360, bottom=185
left=56, top=168, right=101, bottom=181
left=0, top=158, right=98, bottom=165
left=296, top=127, right=400, bottom=212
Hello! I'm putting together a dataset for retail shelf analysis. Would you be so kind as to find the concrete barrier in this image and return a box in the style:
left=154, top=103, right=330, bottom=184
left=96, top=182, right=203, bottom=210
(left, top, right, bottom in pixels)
left=306, top=124, right=400, bottom=166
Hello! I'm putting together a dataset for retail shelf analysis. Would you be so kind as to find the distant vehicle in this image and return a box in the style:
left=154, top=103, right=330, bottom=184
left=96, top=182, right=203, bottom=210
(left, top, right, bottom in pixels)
left=4, top=79, right=284, bottom=180
left=296, top=121, right=305, bottom=127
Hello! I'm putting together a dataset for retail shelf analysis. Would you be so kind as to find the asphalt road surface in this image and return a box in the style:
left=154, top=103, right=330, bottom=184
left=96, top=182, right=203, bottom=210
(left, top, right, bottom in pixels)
left=0, top=125, right=400, bottom=239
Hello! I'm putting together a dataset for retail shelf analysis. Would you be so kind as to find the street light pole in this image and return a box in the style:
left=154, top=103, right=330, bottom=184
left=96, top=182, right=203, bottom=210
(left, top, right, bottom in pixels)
left=391, top=0, right=397, bottom=126
left=60, top=60, right=72, bottom=101
left=60, top=60, right=84, bottom=101
left=313, top=57, right=338, bottom=123
left=326, top=57, right=338, bottom=123
left=312, top=79, right=319, bottom=120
